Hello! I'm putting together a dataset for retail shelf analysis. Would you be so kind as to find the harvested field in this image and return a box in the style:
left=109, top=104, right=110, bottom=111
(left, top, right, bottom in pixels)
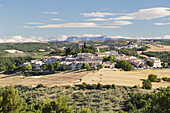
left=0, top=70, right=89, bottom=87
left=0, top=69, right=169, bottom=88
left=1, top=53, right=33, bottom=57
left=5, top=50, right=24, bottom=53
left=83, top=68, right=170, bottom=88
left=147, top=44, right=170, bottom=52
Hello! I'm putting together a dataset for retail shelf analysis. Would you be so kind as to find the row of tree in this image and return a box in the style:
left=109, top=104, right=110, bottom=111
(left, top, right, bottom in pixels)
left=50, top=42, right=98, bottom=56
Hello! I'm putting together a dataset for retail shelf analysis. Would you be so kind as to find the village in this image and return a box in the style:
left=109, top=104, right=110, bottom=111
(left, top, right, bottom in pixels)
left=23, top=43, right=162, bottom=72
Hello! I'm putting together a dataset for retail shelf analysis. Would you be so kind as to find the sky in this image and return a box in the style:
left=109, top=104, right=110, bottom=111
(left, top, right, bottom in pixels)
left=0, top=0, right=170, bottom=42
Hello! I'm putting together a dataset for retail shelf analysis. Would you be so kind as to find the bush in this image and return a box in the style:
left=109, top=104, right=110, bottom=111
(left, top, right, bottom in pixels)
left=162, top=77, right=170, bottom=82
left=142, top=80, right=152, bottom=89
left=148, top=74, right=157, bottom=82
left=35, top=84, right=46, bottom=88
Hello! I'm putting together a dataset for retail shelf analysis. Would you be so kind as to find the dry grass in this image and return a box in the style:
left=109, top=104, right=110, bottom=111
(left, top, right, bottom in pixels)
left=0, top=70, right=89, bottom=87
left=5, top=50, right=24, bottom=53
left=147, top=44, right=170, bottom=52
left=0, top=69, right=169, bottom=88
left=83, top=68, right=170, bottom=88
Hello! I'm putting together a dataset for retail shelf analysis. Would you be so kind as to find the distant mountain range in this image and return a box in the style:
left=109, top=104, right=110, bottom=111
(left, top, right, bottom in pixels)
left=51, top=35, right=131, bottom=42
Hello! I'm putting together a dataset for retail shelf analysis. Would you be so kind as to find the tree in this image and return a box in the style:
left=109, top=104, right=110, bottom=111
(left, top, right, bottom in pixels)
left=65, top=47, right=72, bottom=55
left=0, top=85, right=26, bottom=113
left=32, top=96, right=73, bottom=113
left=161, top=63, right=166, bottom=68
left=53, top=62, right=60, bottom=71
left=142, top=80, right=152, bottom=89
left=42, top=63, right=48, bottom=71
left=147, top=60, right=154, bottom=67
left=7, top=64, right=16, bottom=72
left=103, top=56, right=107, bottom=62
left=115, top=60, right=133, bottom=71
left=61, top=65, right=66, bottom=71
left=148, top=74, right=157, bottom=82
left=84, top=42, right=87, bottom=49
left=75, top=44, right=81, bottom=54
left=168, top=63, right=170, bottom=67
left=21, top=66, right=26, bottom=72
left=82, top=63, right=90, bottom=69
left=108, top=55, right=116, bottom=63
left=97, top=64, right=103, bottom=71
left=26, top=64, right=32, bottom=70
left=48, top=64, right=55, bottom=72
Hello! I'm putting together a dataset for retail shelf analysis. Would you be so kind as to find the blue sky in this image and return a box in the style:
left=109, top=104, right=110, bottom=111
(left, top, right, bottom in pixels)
left=0, top=0, right=170, bottom=41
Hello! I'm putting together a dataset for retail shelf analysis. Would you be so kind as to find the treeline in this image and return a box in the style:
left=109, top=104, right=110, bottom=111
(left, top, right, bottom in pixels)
left=0, top=57, right=32, bottom=71
left=0, top=43, right=51, bottom=52
left=0, top=42, right=75, bottom=52
left=117, top=48, right=139, bottom=57
left=142, top=51, right=170, bottom=63
left=155, top=40, right=170, bottom=46
left=50, top=42, right=97, bottom=56
left=125, top=87, right=170, bottom=113
left=117, top=48, right=146, bottom=59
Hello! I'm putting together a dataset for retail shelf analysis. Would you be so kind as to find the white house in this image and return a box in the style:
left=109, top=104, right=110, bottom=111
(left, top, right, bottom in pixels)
left=103, top=61, right=116, bottom=68
left=147, top=57, right=162, bottom=68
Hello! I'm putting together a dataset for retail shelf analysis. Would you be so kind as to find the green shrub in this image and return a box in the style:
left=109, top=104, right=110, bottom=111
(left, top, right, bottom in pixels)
left=142, top=80, right=152, bottom=89
left=162, top=77, right=170, bottom=82
left=148, top=74, right=157, bottom=82
left=35, top=84, right=46, bottom=88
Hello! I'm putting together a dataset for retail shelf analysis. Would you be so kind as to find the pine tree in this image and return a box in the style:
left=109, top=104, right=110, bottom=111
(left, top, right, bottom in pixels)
left=0, top=85, right=26, bottom=113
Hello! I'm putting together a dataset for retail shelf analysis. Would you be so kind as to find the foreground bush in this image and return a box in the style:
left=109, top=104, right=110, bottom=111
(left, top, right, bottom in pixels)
left=125, top=87, right=170, bottom=113
left=0, top=85, right=26, bottom=113
left=142, top=80, right=152, bottom=89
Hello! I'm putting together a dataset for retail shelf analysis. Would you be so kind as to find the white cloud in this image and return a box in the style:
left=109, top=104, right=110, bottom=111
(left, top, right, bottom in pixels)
left=154, top=22, right=170, bottom=25
left=0, top=4, right=2, bottom=7
left=113, top=16, right=134, bottom=20
left=113, top=7, right=170, bottom=20
left=81, top=12, right=115, bottom=17
left=80, top=34, right=103, bottom=37
left=103, top=21, right=132, bottom=25
left=24, top=22, right=119, bottom=29
left=25, top=22, right=44, bottom=25
left=109, top=35, right=132, bottom=39
left=51, top=18, right=65, bottom=21
left=162, top=35, right=170, bottom=39
left=25, top=23, right=98, bottom=28
left=56, top=35, right=68, bottom=41
left=85, top=18, right=114, bottom=21
left=0, top=36, right=47, bottom=43
left=42, top=12, right=58, bottom=15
